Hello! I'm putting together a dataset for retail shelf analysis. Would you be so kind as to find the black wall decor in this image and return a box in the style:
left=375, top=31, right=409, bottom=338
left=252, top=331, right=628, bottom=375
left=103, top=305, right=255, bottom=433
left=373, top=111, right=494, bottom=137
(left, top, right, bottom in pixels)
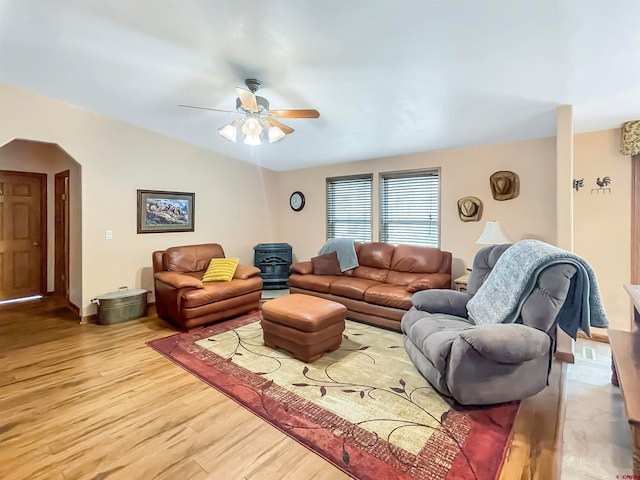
left=591, top=176, right=612, bottom=194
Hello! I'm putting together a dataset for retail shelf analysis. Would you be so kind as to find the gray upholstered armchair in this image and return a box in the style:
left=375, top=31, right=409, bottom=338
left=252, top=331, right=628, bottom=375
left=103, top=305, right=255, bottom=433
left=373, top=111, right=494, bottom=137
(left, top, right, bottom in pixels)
left=401, top=244, right=578, bottom=405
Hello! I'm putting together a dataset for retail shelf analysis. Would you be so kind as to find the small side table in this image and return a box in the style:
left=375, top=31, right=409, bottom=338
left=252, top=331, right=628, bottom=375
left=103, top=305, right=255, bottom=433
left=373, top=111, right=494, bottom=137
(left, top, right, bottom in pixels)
left=454, top=273, right=470, bottom=292
left=624, top=284, right=640, bottom=331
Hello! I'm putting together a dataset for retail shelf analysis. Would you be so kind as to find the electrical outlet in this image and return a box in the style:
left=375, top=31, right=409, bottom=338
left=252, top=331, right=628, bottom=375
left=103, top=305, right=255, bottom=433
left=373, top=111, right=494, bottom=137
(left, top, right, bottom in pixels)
left=105, top=230, right=113, bottom=240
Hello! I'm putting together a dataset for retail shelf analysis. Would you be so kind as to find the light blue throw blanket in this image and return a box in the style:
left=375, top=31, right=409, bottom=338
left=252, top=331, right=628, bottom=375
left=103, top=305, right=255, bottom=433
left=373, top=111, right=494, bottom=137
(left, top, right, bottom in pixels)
left=318, top=238, right=359, bottom=271
left=466, top=239, right=608, bottom=338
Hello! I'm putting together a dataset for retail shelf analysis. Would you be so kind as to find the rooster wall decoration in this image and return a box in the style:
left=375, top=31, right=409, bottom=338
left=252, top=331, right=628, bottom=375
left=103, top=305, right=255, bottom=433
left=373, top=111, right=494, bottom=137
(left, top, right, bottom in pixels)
left=573, top=178, right=584, bottom=192
left=591, top=176, right=612, bottom=194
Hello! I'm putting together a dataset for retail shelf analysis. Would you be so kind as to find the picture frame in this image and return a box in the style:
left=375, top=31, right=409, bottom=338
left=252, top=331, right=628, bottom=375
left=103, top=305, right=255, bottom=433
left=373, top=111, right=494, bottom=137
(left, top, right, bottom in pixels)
left=137, top=189, right=195, bottom=234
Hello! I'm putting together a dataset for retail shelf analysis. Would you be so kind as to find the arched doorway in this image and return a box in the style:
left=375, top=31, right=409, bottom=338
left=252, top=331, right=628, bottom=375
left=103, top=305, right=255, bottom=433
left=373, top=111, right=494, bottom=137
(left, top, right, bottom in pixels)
left=0, top=139, right=82, bottom=315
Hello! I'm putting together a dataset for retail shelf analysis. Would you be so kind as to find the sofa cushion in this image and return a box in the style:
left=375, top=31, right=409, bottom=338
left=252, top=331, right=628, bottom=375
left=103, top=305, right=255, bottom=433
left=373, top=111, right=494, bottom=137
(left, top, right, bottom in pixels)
left=403, top=335, right=451, bottom=397
left=401, top=310, right=474, bottom=372
left=166, top=244, right=225, bottom=273
left=364, top=284, right=413, bottom=309
left=233, top=264, right=261, bottom=280
left=311, top=252, right=343, bottom=276
left=202, top=257, right=239, bottom=282
left=520, top=264, right=577, bottom=332
left=412, top=289, right=471, bottom=317
left=329, top=277, right=381, bottom=300
left=385, top=271, right=425, bottom=287
left=357, top=242, right=395, bottom=269
left=290, top=261, right=313, bottom=275
left=350, top=265, right=389, bottom=282
left=467, top=244, right=510, bottom=295
left=288, top=273, right=340, bottom=293
left=154, top=271, right=203, bottom=289
left=181, top=277, right=262, bottom=308
left=458, top=324, right=551, bottom=363
left=406, top=273, right=452, bottom=292
left=390, top=244, right=451, bottom=274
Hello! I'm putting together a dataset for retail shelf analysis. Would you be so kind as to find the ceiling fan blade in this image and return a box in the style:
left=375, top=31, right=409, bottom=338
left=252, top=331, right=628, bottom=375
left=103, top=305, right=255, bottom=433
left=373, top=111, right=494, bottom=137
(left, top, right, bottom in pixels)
left=236, top=87, right=258, bottom=111
left=178, top=104, right=240, bottom=114
left=269, top=109, right=320, bottom=119
left=267, top=118, right=295, bottom=134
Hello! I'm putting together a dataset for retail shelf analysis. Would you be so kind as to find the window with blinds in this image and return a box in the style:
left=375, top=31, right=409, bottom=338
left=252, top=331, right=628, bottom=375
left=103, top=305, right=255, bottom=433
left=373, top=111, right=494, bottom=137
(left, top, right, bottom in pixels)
left=380, top=170, right=440, bottom=247
left=326, top=174, right=372, bottom=241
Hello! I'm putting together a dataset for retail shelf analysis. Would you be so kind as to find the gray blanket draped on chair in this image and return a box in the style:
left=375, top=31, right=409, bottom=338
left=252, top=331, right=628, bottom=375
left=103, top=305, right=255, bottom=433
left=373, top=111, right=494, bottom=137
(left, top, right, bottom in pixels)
left=466, top=239, right=608, bottom=338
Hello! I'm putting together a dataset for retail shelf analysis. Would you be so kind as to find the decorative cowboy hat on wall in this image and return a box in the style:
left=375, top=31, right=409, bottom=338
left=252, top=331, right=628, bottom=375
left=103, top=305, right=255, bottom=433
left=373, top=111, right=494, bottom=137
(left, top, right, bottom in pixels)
left=457, top=196, right=483, bottom=222
left=490, top=171, right=520, bottom=201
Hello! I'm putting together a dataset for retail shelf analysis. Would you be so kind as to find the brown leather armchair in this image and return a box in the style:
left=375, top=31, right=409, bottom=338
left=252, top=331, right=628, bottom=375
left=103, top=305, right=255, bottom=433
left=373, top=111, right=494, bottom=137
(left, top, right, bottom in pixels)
left=152, top=243, right=263, bottom=330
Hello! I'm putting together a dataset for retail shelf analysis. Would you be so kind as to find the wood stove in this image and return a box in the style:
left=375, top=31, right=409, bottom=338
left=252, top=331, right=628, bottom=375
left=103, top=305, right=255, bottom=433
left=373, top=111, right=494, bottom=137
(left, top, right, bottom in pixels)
left=253, top=243, right=293, bottom=290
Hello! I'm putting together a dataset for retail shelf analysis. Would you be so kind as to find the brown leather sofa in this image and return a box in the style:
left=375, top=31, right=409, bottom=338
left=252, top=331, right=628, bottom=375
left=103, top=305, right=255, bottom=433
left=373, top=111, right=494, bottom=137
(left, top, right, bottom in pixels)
left=152, top=243, right=263, bottom=330
left=288, top=242, right=452, bottom=330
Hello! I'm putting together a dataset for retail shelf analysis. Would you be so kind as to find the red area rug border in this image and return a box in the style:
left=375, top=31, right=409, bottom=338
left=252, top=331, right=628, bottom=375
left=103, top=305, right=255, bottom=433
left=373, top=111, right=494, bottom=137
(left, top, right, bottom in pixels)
left=147, top=312, right=518, bottom=480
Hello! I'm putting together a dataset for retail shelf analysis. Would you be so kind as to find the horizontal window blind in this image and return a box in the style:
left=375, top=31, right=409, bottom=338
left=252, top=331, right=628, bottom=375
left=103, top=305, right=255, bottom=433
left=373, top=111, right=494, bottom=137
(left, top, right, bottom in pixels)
left=380, top=170, right=440, bottom=247
left=327, top=174, right=372, bottom=242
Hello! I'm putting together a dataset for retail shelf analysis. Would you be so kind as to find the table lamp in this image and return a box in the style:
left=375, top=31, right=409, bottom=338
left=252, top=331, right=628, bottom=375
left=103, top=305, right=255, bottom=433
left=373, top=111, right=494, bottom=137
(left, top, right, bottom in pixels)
left=476, top=221, right=513, bottom=245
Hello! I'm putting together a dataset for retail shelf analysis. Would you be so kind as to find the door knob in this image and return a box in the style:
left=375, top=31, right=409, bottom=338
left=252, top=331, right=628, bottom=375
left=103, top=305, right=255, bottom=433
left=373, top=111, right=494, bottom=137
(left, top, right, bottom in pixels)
left=33, top=242, right=39, bottom=246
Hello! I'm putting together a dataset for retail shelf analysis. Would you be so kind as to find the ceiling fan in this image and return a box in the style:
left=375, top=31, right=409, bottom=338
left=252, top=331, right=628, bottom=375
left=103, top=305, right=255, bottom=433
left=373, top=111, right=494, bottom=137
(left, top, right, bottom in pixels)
left=179, top=79, right=320, bottom=145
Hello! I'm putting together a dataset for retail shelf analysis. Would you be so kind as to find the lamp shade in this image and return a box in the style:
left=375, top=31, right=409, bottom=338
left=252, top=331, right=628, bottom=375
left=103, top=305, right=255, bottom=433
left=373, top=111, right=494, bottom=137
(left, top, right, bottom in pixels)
left=268, top=126, right=286, bottom=143
left=476, top=221, right=513, bottom=245
left=242, top=117, right=263, bottom=136
left=217, top=123, right=237, bottom=142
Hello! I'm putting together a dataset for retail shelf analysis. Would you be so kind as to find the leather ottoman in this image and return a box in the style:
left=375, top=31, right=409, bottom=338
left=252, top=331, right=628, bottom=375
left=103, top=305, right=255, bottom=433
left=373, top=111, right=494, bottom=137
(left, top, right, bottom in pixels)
left=261, top=293, right=347, bottom=363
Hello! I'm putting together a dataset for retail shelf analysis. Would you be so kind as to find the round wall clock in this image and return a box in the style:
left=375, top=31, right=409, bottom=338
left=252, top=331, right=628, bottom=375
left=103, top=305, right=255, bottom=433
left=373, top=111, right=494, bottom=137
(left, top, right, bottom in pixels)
left=289, top=191, right=305, bottom=212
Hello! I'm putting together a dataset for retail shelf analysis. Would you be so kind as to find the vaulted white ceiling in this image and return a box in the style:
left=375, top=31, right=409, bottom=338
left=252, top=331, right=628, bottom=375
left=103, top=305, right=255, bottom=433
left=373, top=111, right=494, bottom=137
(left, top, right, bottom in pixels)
left=1, top=0, right=639, bottom=171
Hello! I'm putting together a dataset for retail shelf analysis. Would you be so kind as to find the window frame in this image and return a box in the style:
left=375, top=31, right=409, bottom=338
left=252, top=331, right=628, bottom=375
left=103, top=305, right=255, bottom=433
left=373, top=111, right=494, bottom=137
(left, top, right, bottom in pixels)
left=326, top=173, right=373, bottom=242
left=379, top=168, right=441, bottom=248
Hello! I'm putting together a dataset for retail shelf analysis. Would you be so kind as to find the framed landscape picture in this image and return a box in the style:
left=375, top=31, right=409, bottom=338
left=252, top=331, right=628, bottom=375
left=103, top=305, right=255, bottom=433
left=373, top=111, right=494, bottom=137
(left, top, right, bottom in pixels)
left=137, top=189, right=195, bottom=233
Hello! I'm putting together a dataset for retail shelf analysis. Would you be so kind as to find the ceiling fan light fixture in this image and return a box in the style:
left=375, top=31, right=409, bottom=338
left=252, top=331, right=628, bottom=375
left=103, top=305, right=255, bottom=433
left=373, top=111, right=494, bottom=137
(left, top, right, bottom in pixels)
left=242, top=117, right=263, bottom=136
left=181, top=79, right=317, bottom=147
left=268, top=126, right=286, bottom=143
left=244, top=134, right=261, bottom=146
left=218, top=123, right=237, bottom=142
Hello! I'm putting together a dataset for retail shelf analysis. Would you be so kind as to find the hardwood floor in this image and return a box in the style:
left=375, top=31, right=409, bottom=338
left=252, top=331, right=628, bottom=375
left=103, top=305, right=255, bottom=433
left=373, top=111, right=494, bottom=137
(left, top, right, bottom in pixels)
left=1, top=297, right=564, bottom=480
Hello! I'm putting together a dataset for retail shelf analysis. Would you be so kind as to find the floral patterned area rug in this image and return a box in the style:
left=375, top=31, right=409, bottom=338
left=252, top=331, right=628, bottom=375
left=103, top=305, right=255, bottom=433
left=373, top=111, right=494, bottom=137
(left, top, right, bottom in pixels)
left=147, top=312, right=519, bottom=480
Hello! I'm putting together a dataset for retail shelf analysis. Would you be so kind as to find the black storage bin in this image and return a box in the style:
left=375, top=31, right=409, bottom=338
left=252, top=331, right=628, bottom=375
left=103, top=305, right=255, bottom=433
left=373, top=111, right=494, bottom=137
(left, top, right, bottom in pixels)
left=253, top=243, right=293, bottom=289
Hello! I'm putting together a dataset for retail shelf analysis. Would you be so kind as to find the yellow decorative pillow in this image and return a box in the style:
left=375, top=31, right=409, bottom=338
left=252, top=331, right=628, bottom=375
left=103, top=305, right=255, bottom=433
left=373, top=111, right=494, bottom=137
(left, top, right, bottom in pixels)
left=202, top=257, right=239, bottom=282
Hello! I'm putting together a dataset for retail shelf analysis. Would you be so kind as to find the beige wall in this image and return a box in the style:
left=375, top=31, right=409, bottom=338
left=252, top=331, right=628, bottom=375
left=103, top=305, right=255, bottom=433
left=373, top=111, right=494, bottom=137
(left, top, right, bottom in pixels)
left=268, top=138, right=557, bottom=281
left=0, top=140, right=82, bottom=307
left=574, top=128, right=632, bottom=331
left=0, top=83, right=274, bottom=316
left=270, top=128, right=633, bottom=335
left=1, top=81, right=630, bottom=332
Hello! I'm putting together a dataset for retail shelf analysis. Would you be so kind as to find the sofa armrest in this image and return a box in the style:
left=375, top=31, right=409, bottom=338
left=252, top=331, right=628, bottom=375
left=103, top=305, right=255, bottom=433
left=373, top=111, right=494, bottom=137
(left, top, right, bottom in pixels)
left=407, top=273, right=451, bottom=293
left=457, top=324, right=551, bottom=364
left=411, top=290, right=470, bottom=317
left=234, top=264, right=261, bottom=279
left=154, top=271, right=203, bottom=289
left=290, top=261, right=313, bottom=275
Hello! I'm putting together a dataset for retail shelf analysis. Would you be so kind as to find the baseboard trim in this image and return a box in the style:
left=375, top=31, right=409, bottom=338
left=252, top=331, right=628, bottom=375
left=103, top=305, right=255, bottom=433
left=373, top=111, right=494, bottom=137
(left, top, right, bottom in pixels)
left=577, top=331, right=609, bottom=344
left=67, top=300, right=80, bottom=315
left=80, top=313, right=97, bottom=325
left=81, top=302, right=156, bottom=325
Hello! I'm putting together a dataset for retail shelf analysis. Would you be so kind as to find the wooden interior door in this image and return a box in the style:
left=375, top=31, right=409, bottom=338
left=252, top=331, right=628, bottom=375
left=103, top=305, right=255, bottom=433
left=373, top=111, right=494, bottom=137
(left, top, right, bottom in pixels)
left=54, top=170, right=69, bottom=299
left=0, top=171, right=47, bottom=301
